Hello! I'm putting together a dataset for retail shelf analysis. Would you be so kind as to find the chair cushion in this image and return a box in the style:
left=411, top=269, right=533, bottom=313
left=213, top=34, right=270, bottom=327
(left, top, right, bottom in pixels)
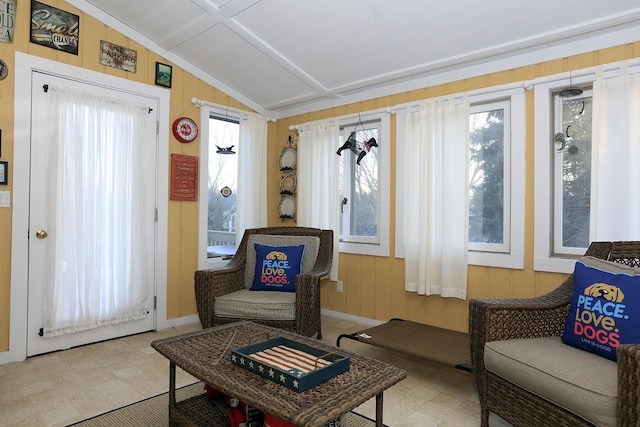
left=250, top=243, right=305, bottom=292
left=244, top=235, right=320, bottom=288
left=561, top=256, right=640, bottom=361
left=485, top=336, right=617, bottom=427
left=214, top=289, right=296, bottom=321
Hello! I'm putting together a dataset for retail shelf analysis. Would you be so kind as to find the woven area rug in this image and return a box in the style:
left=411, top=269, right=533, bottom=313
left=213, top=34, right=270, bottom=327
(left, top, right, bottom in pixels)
left=337, top=318, right=472, bottom=371
left=69, top=382, right=382, bottom=426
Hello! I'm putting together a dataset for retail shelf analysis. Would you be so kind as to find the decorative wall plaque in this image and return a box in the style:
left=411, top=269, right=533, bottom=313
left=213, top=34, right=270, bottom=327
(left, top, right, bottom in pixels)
left=0, top=59, right=7, bottom=80
left=0, top=0, right=16, bottom=43
left=279, top=135, right=297, bottom=222
left=30, top=0, right=79, bottom=54
left=170, top=154, right=198, bottom=201
left=99, top=40, right=137, bottom=73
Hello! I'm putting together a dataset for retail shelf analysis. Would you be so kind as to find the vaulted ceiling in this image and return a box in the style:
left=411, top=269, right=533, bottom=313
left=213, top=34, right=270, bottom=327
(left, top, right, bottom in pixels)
left=68, top=0, right=640, bottom=118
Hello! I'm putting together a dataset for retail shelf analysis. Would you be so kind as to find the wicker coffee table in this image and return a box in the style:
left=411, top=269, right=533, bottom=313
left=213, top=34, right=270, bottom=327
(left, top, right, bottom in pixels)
left=151, top=321, right=406, bottom=427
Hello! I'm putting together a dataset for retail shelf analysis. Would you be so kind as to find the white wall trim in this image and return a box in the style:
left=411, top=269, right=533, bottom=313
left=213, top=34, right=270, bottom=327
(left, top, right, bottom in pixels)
left=0, top=314, right=200, bottom=365
left=160, top=314, right=201, bottom=330
left=64, top=0, right=270, bottom=118
left=8, top=52, right=169, bottom=363
left=321, top=309, right=384, bottom=329
left=276, top=25, right=640, bottom=118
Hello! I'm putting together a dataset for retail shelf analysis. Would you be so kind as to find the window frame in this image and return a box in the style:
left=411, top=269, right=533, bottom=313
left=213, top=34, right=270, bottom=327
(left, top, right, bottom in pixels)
left=534, top=73, right=596, bottom=273
left=197, top=105, right=242, bottom=270
left=468, top=99, right=512, bottom=254
left=552, top=88, right=594, bottom=257
left=338, top=111, right=391, bottom=257
left=395, top=87, right=525, bottom=269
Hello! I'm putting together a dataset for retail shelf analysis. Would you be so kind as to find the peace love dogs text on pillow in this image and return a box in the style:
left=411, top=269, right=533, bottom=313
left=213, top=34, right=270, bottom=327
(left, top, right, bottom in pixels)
left=561, top=256, right=640, bottom=361
left=250, top=243, right=305, bottom=292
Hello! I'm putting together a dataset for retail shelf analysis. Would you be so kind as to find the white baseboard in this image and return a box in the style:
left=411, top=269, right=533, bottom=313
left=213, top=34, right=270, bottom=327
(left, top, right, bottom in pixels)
left=0, top=351, right=17, bottom=365
left=157, top=314, right=200, bottom=330
left=0, top=312, right=376, bottom=365
left=321, top=309, right=385, bottom=328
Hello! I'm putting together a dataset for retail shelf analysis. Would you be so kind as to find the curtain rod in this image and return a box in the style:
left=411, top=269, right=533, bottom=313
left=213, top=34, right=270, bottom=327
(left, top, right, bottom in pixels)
left=191, top=97, right=277, bottom=122
left=289, top=80, right=527, bottom=130
left=289, top=106, right=392, bottom=131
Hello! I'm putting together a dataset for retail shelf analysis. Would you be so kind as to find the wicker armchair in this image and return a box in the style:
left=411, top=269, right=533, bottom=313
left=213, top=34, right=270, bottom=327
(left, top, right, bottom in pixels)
left=469, top=241, right=640, bottom=427
left=195, top=227, right=333, bottom=338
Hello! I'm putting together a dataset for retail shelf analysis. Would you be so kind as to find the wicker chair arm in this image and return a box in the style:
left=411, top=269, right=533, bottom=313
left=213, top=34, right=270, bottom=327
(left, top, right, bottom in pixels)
left=194, top=263, right=246, bottom=329
left=470, top=287, right=573, bottom=343
left=294, top=273, right=321, bottom=335
left=469, top=279, right=574, bottom=407
left=616, top=344, right=640, bottom=426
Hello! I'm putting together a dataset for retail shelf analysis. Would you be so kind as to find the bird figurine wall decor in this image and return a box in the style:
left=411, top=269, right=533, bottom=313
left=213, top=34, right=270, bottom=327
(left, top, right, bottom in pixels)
left=336, top=131, right=378, bottom=165
left=216, top=145, right=235, bottom=154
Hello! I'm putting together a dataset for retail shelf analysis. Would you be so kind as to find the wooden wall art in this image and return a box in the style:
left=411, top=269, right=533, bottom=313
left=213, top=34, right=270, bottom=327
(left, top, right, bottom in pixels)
left=0, top=0, right=16, bottom=44
left=99, top=40, right=137, bottom=72
left=30, top=0, right=79, bottom=54
left=170, top=154, right=198, bottom=201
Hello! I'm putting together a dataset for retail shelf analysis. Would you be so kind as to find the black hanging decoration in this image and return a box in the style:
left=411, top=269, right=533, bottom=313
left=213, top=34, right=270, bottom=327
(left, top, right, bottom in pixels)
left=216, top=145, right=235, bottom=154
left=336, top=116, right=378, bottom=165
left=559, top=71, right=583, bottom=98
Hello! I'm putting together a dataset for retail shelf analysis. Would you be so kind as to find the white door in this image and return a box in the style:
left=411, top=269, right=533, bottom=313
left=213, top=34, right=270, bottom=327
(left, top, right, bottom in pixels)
left=27, top=71, right=157, bottom=356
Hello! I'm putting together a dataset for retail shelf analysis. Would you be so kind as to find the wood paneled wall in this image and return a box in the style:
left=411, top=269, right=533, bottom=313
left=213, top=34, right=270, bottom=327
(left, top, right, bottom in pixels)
left=273, top=43, right=640, bottom=333
left=0, top=0, right=638, bottom=355
left=0, top=0, right=251, bottom=352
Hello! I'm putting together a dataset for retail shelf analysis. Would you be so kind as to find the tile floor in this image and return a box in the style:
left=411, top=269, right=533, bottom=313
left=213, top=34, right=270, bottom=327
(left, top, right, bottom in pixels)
left=0, top=315, right=505, bottom=427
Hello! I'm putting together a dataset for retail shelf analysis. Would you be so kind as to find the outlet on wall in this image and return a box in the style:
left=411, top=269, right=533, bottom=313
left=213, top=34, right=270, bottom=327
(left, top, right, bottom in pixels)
left=336, top=280, right=344, bottom=293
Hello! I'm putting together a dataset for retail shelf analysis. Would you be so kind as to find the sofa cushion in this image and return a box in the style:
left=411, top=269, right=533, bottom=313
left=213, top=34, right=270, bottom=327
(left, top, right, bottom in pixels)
left=485, top=336, right=617, bottom=427
left=244, top=234, right=320, bottom=288
left=561, top=256, right=640, bottom=361
left=250, top=243, right=305, bottom=292
left=214, top=289, right=296, bottom=321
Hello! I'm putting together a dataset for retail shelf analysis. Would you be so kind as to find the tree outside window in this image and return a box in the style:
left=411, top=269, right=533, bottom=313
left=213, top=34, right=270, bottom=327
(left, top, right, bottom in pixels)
left=554, top=92, right=593, bottom=253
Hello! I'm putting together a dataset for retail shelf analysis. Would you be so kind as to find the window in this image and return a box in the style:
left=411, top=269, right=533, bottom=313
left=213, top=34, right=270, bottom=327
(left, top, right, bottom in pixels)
left=534, top=73, right=595, bottom=273
left=198, top=107, right=240, bottom=268
left=338, top=112, right=390, bottom=256
left=467, top=92, right=525, bottom=268
left=395, top=88, right=525, bottom=268
left=468, top=100, right=511, bottom=253
left=553, top=90, right=593, bottom=256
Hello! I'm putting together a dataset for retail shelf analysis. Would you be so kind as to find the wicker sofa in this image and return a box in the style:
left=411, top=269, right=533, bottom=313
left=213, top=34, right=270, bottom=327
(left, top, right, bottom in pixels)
left=195, top=227, right=333, bottom=339
left=469, top=241, right=640, bottom=427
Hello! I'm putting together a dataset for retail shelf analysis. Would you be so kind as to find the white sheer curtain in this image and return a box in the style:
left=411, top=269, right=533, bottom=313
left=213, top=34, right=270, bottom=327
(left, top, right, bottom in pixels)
left=43, top=87, right=155, bottom=336
left=236, top=113, right=268, bottom=240
left=403, top=96, right=469, bottom=299
left=297, top=121, right=340, bottom=280
left=591, top=65, right=640, bottom=240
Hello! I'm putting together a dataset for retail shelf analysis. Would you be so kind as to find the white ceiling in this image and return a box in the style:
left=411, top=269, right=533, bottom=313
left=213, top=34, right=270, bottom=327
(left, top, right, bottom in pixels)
left=68, top=0, right=640, bottom=118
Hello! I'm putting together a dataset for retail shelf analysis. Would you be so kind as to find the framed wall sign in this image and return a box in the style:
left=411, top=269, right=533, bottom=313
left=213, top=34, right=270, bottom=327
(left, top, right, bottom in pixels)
left=155, top=62, right=172, bottom=88
left=0, top=0, right=16, bottom=44
left=99, top=40, right=137, bottom=73
left=0, top=161, right=8, bottom=185
left=30, top=0, right=79, bottom=54
left=170, top=154, right=198, bottom=201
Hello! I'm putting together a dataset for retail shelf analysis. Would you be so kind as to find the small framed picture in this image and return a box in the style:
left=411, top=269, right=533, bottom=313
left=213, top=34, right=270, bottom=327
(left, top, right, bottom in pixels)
left=155, top=62, right=172, bottom=88
left=0, top=161, right=7, bottom=185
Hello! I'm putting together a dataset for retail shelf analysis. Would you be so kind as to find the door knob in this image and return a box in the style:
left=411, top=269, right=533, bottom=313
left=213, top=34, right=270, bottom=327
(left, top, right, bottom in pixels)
left=35, top=230, right=48, bottom=239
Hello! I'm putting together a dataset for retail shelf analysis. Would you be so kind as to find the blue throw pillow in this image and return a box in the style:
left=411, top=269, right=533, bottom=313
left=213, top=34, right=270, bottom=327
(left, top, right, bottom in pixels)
left=561, top=256, right=640, bottom=361
left=250, top=243, right=305, bottom=292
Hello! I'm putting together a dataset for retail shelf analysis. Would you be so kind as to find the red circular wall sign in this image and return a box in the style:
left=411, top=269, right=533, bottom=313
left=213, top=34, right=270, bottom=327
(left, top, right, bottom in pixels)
left=172, top=117, right=198, bottom=143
